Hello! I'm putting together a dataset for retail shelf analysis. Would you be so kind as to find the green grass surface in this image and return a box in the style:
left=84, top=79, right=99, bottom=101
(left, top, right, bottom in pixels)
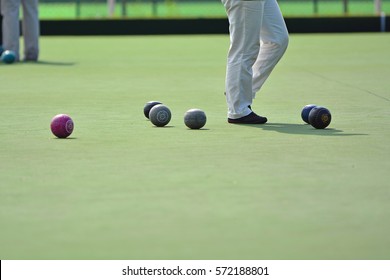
left=1, top=34, right=390, bottom=260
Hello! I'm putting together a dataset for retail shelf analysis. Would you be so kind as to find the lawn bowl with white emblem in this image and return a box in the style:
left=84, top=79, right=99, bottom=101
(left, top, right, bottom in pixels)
left=149, top=104, right=171, bottom=127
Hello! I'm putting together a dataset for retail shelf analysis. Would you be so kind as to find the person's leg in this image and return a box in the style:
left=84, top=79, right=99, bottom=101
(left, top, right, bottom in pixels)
left=21, top=0, right=39, bottom=61
left=1, top=0, right=21, bottom=61
left=223, top=0, right=264, bottom=119
left=0, top=3, right=3, bottom=47
left=252, top=0, right=289, bottom=98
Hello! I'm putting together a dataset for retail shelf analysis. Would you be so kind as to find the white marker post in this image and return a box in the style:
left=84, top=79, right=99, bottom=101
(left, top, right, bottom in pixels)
left=374, top=0, right=386, bottom=32
left=380, top=11, right=386, bottom=32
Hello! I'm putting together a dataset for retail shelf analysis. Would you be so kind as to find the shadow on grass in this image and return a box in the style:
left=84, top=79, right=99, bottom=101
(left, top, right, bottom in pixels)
left=52, top=137, right=78, bottom=140
left=32, top=61, right=76, bottom=66
left=185, top=128, right=210, bottom=131
left=236, top=123, right=368, bottom=136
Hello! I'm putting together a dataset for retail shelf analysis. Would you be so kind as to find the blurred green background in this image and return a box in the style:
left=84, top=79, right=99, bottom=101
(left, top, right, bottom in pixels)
left=37, top=0, right=390, bottom=19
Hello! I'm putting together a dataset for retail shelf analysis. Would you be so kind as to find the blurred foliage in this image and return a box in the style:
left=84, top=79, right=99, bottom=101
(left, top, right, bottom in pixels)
left=37, top=0, right=390, bottom=19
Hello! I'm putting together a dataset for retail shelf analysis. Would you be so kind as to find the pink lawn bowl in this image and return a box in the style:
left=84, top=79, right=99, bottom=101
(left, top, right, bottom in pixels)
left=50, top=114, right=74, bottom=138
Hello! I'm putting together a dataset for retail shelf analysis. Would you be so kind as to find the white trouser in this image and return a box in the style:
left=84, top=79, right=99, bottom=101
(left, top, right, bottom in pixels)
left=222, top=0, right=289, bottom=119
left=1, top=0, right=39, bottom=61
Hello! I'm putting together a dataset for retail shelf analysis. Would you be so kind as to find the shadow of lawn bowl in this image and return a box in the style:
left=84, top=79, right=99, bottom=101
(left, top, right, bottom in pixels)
left=237, top=123, right=368, bottom=137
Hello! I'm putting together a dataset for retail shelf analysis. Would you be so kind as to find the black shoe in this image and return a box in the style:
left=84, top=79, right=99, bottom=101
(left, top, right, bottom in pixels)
left=228, top=112, right=267, bottom=124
